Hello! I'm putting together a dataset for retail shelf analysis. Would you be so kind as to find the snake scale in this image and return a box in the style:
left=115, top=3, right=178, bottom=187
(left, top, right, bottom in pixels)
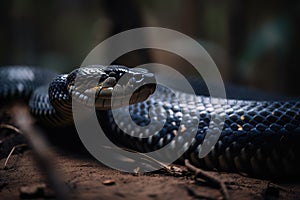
left=0, top=65, right=300, bottom=179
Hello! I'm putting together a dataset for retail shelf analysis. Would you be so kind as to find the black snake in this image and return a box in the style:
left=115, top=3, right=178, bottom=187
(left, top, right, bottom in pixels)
left=0, top=65, right=299, bottom=179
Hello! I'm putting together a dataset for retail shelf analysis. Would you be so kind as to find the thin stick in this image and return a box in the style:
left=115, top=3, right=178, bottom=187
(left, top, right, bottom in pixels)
left=10, top=104, right=69, bottom=200
left=185, top=159, right=230, bottom=200
left=0, top=124, right=23, bottom=134
left=267, top=182, right=290, bottom=192
left=3, top=144, right=27, bottom=168
left=102, top=146, right=172, bottom=173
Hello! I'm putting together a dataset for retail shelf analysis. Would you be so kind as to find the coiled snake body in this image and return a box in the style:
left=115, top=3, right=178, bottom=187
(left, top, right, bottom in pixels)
left=1, top=65, right=300, bottom=178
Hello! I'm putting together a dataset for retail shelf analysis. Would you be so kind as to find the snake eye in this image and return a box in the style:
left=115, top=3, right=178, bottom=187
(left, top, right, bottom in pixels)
left=102, top=77, right=117, bottom=88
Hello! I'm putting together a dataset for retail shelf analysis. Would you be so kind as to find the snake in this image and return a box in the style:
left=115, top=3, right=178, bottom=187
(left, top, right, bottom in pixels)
left=0, top=65, right=299, bottom=179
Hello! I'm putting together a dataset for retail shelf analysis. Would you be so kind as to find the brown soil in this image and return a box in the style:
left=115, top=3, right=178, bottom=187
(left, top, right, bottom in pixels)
left=1, top=148, right=300, bottom=199
left=0, top=105, right=300, bottom=200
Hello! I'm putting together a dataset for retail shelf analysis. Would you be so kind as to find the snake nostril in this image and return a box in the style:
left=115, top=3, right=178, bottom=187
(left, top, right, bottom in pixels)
left=129, top=77, right=136, bottom=85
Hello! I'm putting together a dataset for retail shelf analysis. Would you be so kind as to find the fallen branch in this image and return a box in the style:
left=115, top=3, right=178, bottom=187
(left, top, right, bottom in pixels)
left=184, top=159, right=230, bottom=200
left=10, top=104, right=69, bottom=200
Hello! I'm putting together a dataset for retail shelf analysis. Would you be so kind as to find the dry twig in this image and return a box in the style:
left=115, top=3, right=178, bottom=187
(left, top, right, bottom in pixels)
left=0, top=123, right=23, bottom=135
left=3, top=143, right=27, bottom=169
left=185, top=159, right=230, bottom=200
left=10, top=104, right=69, bottom=200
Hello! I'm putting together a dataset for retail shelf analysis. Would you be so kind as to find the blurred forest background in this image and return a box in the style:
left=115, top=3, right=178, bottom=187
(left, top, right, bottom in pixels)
left=0, top=0, right=299, bottom=96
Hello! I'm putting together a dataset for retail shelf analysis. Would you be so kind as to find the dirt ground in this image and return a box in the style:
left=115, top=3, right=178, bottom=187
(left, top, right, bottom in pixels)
left=0, top=147, right=300, bottom=200
left=1, top=106, right=300, bottom=200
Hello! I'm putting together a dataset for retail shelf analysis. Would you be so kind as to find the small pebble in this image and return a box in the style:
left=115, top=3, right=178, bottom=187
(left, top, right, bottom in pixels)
left=102, top=179, right=116, bottom=186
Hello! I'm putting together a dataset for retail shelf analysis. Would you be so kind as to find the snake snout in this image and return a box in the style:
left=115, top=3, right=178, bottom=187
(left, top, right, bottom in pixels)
left=107, top=67, right=157, bottom=108
left=128, top=69, right=156, bottom=94
left=127, top=70, right=156, bottom=104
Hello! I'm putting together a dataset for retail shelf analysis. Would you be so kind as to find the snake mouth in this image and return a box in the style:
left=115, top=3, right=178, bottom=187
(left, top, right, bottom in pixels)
left=68, top=65, right=156, bottom=110
left=93, top=84, right=156, bottom=109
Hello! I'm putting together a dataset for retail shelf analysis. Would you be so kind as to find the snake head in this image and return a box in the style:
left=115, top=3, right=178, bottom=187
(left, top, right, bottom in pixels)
left=67, top=65, right=156, bottom=109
